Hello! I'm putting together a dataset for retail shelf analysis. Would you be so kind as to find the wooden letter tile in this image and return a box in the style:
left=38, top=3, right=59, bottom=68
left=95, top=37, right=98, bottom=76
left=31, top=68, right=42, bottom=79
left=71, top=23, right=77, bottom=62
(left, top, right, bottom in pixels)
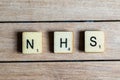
left=54, top=32, right=74, bottom=53
left=22, top=32, right=42, bottom=54
left=85, top=31, right=105, bottom=53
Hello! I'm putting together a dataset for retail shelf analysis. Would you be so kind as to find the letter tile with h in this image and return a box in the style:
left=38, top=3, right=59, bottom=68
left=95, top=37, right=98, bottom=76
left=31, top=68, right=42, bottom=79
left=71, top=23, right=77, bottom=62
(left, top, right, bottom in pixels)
left=54, top=32, right=74, bottom=53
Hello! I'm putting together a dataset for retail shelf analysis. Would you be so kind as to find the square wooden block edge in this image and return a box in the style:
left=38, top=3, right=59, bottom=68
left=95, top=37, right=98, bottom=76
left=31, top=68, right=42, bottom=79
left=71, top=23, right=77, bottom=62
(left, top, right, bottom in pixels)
left=22, top=32, right=43, bottom=54
left=85, top=31, right=105, bottom=53
left=54, top=31, right=74, bottom=54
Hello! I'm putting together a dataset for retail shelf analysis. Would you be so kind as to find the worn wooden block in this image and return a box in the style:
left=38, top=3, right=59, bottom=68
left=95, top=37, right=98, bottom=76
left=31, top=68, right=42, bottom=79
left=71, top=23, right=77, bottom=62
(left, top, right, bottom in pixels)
left=85, top=31, right=105, bottom=53
left=22, top=32, right=42, bottom=54
left=54, top=32, right=74, bottom=53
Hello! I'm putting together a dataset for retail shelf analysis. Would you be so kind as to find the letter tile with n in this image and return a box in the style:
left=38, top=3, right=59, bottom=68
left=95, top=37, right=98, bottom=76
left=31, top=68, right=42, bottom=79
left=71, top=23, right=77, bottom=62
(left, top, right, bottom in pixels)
left=22, top=32, right=42, bottom=54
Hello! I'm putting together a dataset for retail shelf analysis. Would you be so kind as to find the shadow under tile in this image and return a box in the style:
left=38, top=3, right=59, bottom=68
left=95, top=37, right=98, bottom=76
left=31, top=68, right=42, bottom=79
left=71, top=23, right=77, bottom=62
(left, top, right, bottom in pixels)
left=16, top=32, right=22, bottom=53
left=48, top=31, right=54, bottom=53
left=79, top=31, right=85, bottom=52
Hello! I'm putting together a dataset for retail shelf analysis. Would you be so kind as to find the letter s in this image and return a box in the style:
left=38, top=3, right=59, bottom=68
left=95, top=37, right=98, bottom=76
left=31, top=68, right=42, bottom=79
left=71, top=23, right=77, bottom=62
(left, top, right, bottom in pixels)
left=90, top=36, right=97, bottom=47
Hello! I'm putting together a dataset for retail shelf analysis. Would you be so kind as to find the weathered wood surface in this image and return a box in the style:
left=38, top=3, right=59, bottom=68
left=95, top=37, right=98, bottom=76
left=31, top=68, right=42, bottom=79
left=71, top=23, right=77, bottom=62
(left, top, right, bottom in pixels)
left=0, top=0, right=120, bottom=80
left=0, top=62, right=120, bottom=80
left=0, top=23, right=120, bottom=61
left=0, top=0, right=120, bottom=21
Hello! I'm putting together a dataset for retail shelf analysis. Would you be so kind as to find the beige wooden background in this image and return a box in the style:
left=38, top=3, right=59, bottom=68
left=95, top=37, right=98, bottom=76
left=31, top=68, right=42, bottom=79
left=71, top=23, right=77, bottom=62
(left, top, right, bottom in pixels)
left=0, top=0, right=120, bottom=80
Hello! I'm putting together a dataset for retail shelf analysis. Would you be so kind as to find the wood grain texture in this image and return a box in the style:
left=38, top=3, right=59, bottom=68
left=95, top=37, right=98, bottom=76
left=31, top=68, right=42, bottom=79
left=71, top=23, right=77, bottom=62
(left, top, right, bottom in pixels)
left=0, top=62, right=120, bottom=80
left=0, top=23, right=120, bottom=61
left=0, top=0, right=120, bottom=80
left=0, top=0, right=120, bottom=21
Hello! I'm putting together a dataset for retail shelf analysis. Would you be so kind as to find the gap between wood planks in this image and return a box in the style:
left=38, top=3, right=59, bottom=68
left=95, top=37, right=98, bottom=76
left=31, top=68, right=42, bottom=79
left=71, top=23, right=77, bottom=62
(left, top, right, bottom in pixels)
left=0, top=20, right=120, bottom=23
left=0, top=60, right=120, bottom=63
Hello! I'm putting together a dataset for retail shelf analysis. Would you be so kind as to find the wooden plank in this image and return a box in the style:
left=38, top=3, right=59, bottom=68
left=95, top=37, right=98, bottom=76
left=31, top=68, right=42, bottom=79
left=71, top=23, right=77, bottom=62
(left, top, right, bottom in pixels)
left=0, top=0, right=120, bottom=21
left=0, top=62, right=120, bottom=80
left=0, top=22, right=120, bottom=61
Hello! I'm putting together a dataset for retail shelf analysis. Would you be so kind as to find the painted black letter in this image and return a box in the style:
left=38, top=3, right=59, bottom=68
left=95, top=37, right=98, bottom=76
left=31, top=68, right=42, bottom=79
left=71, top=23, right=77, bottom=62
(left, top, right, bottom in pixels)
left=60, top=38, right=67, bottom=48
left=26, top=39, right=34, bottom=49
left=90, top=36, right=97, bottom=47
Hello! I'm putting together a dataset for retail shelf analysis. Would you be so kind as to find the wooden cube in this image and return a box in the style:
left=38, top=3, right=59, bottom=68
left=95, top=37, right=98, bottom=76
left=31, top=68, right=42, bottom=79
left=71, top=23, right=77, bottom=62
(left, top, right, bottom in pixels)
left=22, top=32, right=42, bottom=54
left=54, top=32, right=74, bottom=53
left=85, top=31, right=105, bottom=53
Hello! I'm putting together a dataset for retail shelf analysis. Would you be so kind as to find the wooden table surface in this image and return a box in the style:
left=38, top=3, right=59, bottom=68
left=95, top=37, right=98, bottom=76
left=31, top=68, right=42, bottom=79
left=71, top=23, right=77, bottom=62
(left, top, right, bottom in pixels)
left=0, top=0, right=120, bottom=80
